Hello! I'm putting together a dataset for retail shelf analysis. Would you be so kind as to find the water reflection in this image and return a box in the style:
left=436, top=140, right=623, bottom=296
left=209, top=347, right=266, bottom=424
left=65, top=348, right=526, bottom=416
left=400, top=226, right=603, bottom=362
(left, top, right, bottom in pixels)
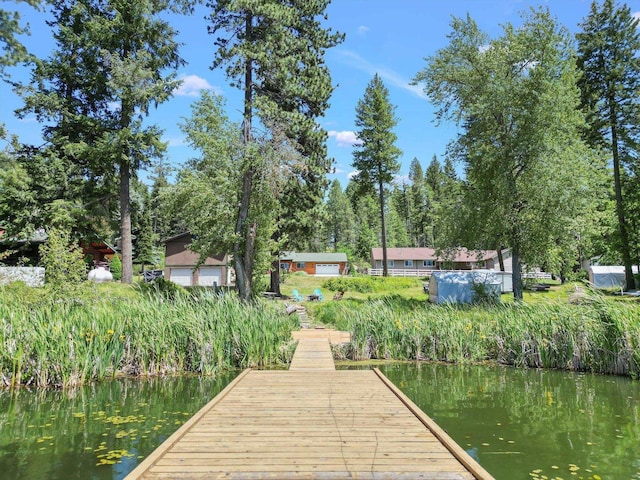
left=377, top=363, right=640, bottom=480
left=0, top=374, right=235, bottom=480
left=1, top=365, right=638, bottom=480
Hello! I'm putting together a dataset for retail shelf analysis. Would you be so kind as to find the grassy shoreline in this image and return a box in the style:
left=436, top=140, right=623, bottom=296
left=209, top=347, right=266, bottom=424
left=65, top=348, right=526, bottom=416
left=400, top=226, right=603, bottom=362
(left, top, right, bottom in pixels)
left=316, top=295, right=640, bottom=378
left=1, top=284, right=298, bottom=388
left=2, top=275, right=639, bottom=387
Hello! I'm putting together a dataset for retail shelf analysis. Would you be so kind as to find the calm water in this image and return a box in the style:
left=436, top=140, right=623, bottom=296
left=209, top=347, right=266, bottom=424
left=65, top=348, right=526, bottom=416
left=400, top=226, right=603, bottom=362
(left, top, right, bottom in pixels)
left=0, top=365, right=638, bottom=479
left=376, top=363, right=640, bottom=480
left=0, top=374, right=235, bottom=480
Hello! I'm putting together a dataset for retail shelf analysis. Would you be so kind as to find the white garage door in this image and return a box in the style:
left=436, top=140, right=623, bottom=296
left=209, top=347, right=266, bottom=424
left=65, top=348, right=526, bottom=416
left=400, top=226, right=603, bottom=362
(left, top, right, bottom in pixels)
left=169, top=268, right=192, bottom=286
left=198, top=267, right=222, bottom=287
left=315, top=264, right=340, bottom=276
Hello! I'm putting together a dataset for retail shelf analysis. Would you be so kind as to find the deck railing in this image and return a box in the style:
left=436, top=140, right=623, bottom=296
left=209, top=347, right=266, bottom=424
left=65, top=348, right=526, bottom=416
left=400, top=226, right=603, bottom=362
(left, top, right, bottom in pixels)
left=368, top=268, right=435, bottom=278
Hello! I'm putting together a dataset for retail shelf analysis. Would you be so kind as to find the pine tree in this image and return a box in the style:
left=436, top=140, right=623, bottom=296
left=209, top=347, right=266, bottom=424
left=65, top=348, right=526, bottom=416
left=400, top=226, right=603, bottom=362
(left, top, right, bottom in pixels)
left=0, top=0, right=41, bottom=81
left=577, top=0, right=640, bottom=290
left=351, top=74, right=402, bottom=277
left=408, top=158, right=430, bottom=247
left=18, top=0, right=188, bottom=284
left=325, top=179, right=354, bottom=252
left=207, top=0, right=344, bottom=299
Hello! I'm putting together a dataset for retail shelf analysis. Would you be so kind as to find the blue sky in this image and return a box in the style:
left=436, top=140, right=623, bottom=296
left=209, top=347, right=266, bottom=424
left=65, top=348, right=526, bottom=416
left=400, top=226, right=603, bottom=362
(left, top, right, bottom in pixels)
left=2, top=0, right=639, bottom=187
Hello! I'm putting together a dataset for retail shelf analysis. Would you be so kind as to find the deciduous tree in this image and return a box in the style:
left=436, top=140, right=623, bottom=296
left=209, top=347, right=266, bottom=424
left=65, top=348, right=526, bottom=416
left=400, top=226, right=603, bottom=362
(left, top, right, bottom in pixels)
left=415, top=8, right=600, bottom=300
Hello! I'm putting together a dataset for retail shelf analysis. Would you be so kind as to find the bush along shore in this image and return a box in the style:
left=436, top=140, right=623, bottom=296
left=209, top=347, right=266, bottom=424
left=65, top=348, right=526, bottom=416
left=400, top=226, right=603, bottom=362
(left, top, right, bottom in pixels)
left=0, top=288, right=298, bottom=388
left=321, top=296, right=640, bottom=378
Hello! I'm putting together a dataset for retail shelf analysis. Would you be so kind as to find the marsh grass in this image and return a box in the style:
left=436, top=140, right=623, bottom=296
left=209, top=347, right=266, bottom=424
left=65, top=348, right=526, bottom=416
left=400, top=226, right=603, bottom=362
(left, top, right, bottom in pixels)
left=0, top=285, right=298, bottom=388
left=316, top=293, right=640, bottom=378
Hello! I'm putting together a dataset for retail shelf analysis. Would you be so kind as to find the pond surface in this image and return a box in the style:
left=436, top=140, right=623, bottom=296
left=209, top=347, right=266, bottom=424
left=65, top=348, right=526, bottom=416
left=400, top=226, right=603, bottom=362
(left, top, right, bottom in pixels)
left=375, top=363, right=640, bottom=480
left=0, top=374, right=235, bottom=479
left=0, top=365, right=638, bottom=479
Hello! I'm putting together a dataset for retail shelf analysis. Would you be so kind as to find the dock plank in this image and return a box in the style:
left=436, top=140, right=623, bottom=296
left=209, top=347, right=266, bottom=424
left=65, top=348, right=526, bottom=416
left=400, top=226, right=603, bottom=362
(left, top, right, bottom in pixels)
left=125, top=337, right=494, bottom=480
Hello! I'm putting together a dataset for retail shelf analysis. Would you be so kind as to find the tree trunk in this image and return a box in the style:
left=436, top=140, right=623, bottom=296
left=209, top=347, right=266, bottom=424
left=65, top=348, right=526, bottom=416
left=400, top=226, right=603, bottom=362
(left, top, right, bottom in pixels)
left=269, top=256, right=281, bottom=295
left=512, top=246, right=523, bottom=302
left=497, top=247, right=505, bottom=271
left=234, top=167, right=253, bottom=300
left=608, top=96, right=635, bottom=291
left=379, top=178, right=389, bottom=277
left=119, top=162, right=133, bottom=284
left=234, top=13, right=255, bottom=301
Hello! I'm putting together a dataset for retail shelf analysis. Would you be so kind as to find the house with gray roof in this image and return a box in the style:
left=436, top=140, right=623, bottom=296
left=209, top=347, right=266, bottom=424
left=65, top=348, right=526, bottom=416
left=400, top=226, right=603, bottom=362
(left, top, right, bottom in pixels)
left=370, top=247, right=499, bottom=276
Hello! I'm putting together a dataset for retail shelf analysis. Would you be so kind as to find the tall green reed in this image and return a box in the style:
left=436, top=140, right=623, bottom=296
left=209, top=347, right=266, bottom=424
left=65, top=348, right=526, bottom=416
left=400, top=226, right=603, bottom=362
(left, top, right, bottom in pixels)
left=343, top=296, right=640, bottom=378
left=0, top=287, right=298, bottom=388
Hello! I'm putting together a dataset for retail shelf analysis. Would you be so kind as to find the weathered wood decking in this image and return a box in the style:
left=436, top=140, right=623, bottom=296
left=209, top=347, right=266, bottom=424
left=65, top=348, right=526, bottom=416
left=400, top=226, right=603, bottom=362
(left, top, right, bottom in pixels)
left=126, top=331, right=494, bottom=480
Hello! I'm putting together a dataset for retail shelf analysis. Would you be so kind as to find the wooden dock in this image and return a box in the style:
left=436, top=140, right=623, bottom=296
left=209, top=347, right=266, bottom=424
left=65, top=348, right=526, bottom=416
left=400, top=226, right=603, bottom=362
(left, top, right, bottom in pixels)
left=126, top=331, right=494, bottom=480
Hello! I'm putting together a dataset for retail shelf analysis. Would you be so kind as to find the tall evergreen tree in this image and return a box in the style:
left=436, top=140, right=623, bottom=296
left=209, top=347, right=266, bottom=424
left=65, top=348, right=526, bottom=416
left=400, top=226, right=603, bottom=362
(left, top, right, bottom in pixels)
left=325, top=179, right=354, bottom=252
left=424, top=155, right=445, bottom=246
left=416, top=8, right=599, bottom=300
left=18, top=0, right=188, bottom=284
left=408, top=157, right=430, bottom=246
left=387, top=188, right=409, bottom=248
left=425, top=155, right=443, bottom=198
left=351, top=74, right=402, bottom=277
left=148, top=161, right=176, bottom=244
left=207, top=0, right=343, bottom=298
left=577, top=0, right=640, bottom=290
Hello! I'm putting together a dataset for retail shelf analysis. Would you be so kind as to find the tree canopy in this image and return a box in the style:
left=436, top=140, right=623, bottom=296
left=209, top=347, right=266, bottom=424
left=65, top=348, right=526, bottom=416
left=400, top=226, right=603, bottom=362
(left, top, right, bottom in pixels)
left=415, top=8, right=601, bottom=300
left=17, top=0, right=188, bottom=283
left=206, top=0, right=343, bottom=298
left=577, top=0, right=640, bottom=290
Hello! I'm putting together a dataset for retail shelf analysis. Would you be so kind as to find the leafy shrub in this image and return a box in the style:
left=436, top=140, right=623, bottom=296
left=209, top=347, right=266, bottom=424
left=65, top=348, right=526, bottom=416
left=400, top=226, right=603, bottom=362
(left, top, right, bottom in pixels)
left=38, top=226, right=87, bottom=293
left=109, top=254, right=122, bottom=281
left=136, top=277, right=187, bottom=301
left=322, top=276, right=418, bottom=293
left=565, top=270, right=588, bottom=282
left=471, top=282, right=500, bottom=305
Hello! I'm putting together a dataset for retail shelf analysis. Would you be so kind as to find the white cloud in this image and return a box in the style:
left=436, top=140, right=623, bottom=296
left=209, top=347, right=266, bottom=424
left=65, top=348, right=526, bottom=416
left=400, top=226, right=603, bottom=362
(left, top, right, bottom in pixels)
left=174, top=75, right=218, bottom=97
left=338, top=50, right=427, bottom=99
left=165, top=136, right=186, bottom=147
left=347, top=170, right=360, bottom=180
left=357, top=25, right=370, bottom=35
left=328, top=130, right=363, bottom=147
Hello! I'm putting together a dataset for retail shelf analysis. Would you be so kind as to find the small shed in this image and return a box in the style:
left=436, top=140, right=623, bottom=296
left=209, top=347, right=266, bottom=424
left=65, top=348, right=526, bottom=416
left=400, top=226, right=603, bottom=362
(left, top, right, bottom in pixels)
left=588, top=265, right=638, bottom=289
left=428, top=270, right=501, bottom=304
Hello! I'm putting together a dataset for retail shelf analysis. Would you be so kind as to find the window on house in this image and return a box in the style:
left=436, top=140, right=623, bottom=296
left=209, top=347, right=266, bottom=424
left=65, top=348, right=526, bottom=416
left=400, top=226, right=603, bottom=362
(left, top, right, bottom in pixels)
left=423, top=260, right=435, bottom=267
left=387, top=260, right=394, bottom=267
left=296, top=262, right=306, bottom=269
left=280, top=263, right=289, bottom=271
left=405, top=260, right=413, bottom=267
